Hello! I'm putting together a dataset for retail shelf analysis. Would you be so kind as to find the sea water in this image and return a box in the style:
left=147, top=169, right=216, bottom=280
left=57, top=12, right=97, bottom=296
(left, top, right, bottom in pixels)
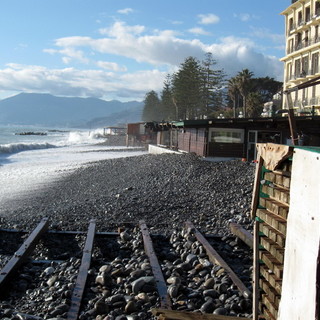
left=0, top=125, right=146, bottom=212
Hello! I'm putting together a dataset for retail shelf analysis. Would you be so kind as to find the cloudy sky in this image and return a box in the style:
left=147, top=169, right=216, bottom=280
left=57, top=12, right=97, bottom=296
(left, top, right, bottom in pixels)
left=0, top=0, right=288, bottom=102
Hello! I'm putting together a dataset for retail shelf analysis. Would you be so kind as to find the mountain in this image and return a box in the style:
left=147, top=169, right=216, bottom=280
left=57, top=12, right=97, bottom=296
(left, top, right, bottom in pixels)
left=0, top=93, right=143, bottom=127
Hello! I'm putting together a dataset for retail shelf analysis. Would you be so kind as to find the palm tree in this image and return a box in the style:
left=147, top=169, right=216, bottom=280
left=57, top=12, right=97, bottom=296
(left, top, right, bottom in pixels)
left=228, top=77, right=239, bottom=118
left=236, top=69, right=254, bottom=118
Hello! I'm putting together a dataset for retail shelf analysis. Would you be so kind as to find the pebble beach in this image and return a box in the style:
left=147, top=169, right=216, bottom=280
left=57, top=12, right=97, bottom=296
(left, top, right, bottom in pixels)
left=0, top=153, right=255, bottom=235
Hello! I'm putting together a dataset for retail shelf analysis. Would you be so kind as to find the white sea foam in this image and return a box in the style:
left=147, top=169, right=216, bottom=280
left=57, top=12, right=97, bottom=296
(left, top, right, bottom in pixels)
left=0, top=142, right=56, bottom=154
left=0, top=127, right=147, bottom=213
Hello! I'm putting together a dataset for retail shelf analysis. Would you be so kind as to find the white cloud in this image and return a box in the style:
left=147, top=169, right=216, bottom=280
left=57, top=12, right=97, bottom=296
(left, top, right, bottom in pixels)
left=117, top=8, right=134, bottom=15
left=197, top=13, right=220, bottom=25
left=188, top=27, right=211, bottom=36
left=234, top=13, right=260, bottom=22
left=0, top=63, right=166, bottom=100
left=0, top=21, right=283, bottom=101
left=96, top=61, right=127, bottom=72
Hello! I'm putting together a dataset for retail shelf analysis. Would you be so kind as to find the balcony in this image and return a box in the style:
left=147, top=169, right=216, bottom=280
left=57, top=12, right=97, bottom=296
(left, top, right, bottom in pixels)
left=286, top=37, right=320, bottom=55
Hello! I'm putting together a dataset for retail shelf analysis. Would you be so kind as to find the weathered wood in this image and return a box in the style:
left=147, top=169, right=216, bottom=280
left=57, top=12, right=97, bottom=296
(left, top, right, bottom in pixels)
left=185, top=221, right=251, bottom=299
left=251, top=154, right=263, bottom=219
left=139, top=220, right=172, bottom=309
left=67, top=220, right=96, bottom=320
left=253, top=220, right=260, bottom=320
left=152, top=308, right=252, bottom=320
left=229, top=222, right=253, bottom=248
left=0, top=218, right=49, bottom=293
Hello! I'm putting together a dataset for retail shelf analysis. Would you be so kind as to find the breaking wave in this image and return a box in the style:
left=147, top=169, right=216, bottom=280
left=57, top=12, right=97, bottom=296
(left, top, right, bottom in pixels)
left=0, top=142, right=57, bottom=155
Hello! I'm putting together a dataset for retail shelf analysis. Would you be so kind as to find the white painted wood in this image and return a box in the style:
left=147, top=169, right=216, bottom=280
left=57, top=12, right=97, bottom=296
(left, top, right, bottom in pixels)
left=278, top=148, right=320, bottom=320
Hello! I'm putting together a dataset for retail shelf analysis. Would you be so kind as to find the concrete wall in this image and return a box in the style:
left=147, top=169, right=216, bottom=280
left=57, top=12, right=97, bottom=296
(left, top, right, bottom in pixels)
left=148, top=144, right=182, bottom=155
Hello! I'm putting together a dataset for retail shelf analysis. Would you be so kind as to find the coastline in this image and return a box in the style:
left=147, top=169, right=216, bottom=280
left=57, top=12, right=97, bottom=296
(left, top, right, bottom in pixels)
left=0, top=153, right=254, bottom=235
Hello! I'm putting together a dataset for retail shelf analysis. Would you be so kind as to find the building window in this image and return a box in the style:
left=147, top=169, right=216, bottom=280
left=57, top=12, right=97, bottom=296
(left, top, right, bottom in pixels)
left=295, top=32, right=302, bottom=50
left=295, top=58, right=301, bottom=77
left=298, top=11, right=303, bottom=26
left=209, top=128, right=244, bottom=144
left=311, top=53, right=319, bottom=74
left=316, top=2, right=320, bottom=16
left=302, top=56, right=309, bottom=76
left=289, top=18, right=294, bottom=32
left=306, top=7, right=311, bottom=22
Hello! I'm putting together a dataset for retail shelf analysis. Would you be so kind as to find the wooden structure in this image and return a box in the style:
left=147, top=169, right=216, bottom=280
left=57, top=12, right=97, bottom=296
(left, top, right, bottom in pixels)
left=146, top=117, right=320, bottom=161
left=251, top=143, right=320, bottom=320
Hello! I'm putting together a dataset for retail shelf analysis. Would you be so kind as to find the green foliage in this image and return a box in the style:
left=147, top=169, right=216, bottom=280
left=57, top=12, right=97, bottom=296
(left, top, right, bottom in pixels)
left=142, top=57, right=283, bottom=121
left=142, top=53, right=226, bottom=121
left=228, top=70, right=283, bottom=118
left=142, top=90, right=161, bottom=122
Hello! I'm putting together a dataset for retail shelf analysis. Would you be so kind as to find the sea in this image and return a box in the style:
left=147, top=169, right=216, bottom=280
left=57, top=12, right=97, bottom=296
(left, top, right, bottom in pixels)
left=0, top=125, right=147, bottom=212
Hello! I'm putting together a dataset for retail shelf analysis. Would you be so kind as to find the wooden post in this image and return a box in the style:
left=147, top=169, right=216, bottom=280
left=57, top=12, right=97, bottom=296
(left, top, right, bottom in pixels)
left=284, top=91, right=298, bottom=146
left=253, top=219, right=260, bottom=320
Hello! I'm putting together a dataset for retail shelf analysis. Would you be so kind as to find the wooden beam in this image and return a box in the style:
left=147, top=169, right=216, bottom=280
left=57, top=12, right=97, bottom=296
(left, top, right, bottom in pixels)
left=251, top=153, right=263, bottom=219
left=229, top=222, right=253, bottom=248
left=139, top=220, right=172, bottom=309
left=67, top=220, right=96, bottom=320
left=0, top=218, right=49, bottom=294
left=253, top=220, right=260, bottom=320
left=184, top=221, right=251, bottom=299
left=152, top=308, right=252, bottom=320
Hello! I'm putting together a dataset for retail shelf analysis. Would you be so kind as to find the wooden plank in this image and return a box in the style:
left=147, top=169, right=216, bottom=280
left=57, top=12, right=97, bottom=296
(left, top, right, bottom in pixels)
left=256, top=209, right=287, bottom=236
left=251, top=154, right=263, bottom=219
left=253, top=220, right=260, bottom=320
left=67, top=220, right=96, bottom=320
left=152, top=308, right=252, bottom=320
left=0, top=218, right=49, bottom=293
left=139, top=220, right=172, bottom=309
left=185, top=221, right=251, bottom=299
left=259, top=198, right=289, bottom=220
left=260, top=265, right=282, bottom=294
left=259, top=252, right=283, bottom=279
left=229, top=222, right=253, bottom=248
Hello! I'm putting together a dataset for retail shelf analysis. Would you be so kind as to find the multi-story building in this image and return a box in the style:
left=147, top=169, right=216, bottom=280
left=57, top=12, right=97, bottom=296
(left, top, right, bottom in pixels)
left=281, top=0, right=320, bottom=115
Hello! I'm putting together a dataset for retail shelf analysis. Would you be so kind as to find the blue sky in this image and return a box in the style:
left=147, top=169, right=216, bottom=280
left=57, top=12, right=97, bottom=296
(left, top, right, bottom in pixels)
left=0, top=0, right=289, bottom=102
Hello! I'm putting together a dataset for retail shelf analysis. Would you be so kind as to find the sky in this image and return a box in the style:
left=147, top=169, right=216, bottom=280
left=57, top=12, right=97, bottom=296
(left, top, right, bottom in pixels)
left=0, top=0, right=289, bottom=102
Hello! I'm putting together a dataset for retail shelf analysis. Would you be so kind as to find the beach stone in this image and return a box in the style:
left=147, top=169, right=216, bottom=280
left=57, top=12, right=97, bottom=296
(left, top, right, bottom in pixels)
left=131, top=276, right=155, bottom=294
left=125, top=300, right=137, bottom=314
left=203, top=278, right=215, bottom=289
left=200, top=300, right=215, bottom=313
left=94, top=299, right=109, bottom=314
left=213, top=307, right=228, bottom=315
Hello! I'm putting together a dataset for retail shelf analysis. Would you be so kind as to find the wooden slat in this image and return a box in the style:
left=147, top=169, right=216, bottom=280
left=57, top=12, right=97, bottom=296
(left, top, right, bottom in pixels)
left=185, top=221, right=251, bottom=299
left=139, top=220, right=172, bottom=309
left=152, top=308, right=252, bottom=320
left=0, top=218, right=49, bottom=293
left=251, top=154, right=263, bottom=219
left=229, top=222, right=253, bottom=248
left=67, top=220, right=96, bottom=320
left=253, top=220, right=260, bottom=320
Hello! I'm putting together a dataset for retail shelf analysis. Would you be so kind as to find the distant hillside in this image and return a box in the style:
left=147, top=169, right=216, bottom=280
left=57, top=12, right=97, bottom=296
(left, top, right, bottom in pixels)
left=0, top=93, right=143, bottom=127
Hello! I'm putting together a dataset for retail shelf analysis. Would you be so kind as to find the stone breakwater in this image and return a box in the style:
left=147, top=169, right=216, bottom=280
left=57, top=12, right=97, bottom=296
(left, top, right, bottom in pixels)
left=0, top=153, right=254, bottom=234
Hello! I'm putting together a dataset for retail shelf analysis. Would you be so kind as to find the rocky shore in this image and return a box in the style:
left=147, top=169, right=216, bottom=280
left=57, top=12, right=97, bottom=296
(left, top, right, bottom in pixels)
left=0, top=153, right=255, bottom=235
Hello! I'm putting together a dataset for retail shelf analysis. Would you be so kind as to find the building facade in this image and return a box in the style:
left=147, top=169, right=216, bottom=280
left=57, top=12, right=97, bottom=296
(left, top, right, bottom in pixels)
left=281, top=0, right=320, bottom=115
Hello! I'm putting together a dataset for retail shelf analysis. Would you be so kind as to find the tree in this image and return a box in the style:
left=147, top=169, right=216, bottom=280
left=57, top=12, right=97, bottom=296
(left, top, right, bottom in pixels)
left=200, top=52, right=226, bottom=116
left=247, top=92, right=263, bottom=117
left=228, top=77, right=240, bottom=118
left=172, top=56, right=203, bottom=120
left=142, top=90, right=161, bottom=122
left=236, top=69, right=254, bottom=117
left=160, top=74, right=175, bottom=120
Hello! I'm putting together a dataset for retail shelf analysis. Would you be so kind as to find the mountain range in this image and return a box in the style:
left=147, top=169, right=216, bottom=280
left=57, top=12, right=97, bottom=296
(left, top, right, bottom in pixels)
left=0, top=93, right=143, bottom=128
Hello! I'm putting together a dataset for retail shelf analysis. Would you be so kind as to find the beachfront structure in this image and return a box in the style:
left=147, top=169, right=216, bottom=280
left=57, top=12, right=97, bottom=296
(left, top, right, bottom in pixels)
left=281, top=0, right=320, bottom=115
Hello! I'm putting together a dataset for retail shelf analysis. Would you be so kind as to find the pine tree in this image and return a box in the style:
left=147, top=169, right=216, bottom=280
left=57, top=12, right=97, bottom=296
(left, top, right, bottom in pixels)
left=142, top=90, right=161, bottom=122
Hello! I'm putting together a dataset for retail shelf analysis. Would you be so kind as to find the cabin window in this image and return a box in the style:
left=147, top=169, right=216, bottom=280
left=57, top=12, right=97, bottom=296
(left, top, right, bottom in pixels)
left=209, top=128, right=244, bottom=144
